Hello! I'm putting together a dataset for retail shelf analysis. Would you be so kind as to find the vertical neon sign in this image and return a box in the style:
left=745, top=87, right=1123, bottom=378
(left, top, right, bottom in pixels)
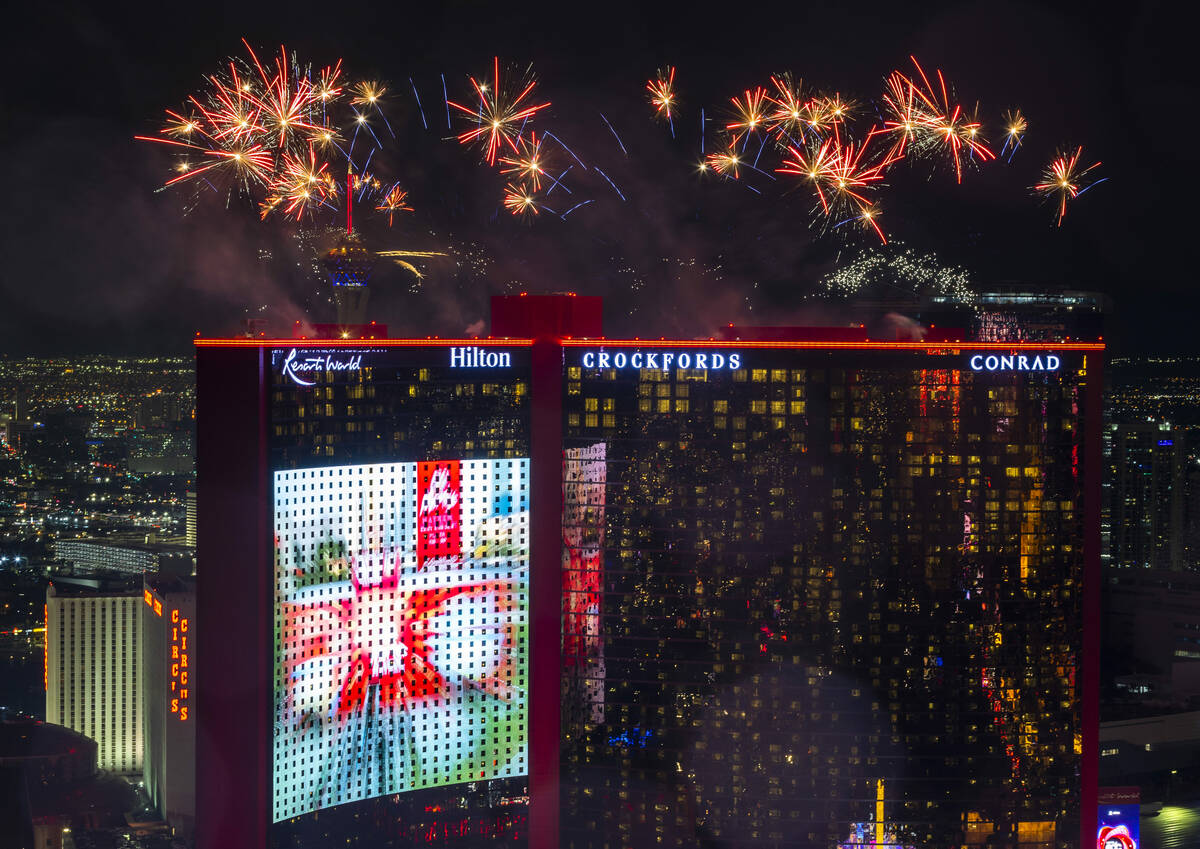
left=169, top=608, right=191, bottom=721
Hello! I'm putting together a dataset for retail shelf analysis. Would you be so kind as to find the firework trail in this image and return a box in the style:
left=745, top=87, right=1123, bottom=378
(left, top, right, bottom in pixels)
left=544, top=166, right=573, bottom=196
left=409, top=78, right=428, bottom=130
left=1034, top=146, right=1104, bottom=225
left=448, top=57, right=550, bottom=165
left=599, top=113, right=628, bottom=156
left=441, top=73, right=451, bottom=129
left=560, top=199, right=595, bottom=218
left=544, top=131, right=586, bottom=169
left=594, top=167, right=627, bottom=201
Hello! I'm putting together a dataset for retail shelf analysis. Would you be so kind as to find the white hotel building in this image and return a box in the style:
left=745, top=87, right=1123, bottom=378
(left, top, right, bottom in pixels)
left=46, top=583, right=144, bottom=773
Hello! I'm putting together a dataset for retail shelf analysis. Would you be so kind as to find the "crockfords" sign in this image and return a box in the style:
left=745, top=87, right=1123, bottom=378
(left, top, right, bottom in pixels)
left=580, top=350, right=742, bottom=371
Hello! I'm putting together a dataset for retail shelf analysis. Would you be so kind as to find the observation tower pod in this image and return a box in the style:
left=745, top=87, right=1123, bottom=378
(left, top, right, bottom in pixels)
left=322, top=231, right=374, bottom=327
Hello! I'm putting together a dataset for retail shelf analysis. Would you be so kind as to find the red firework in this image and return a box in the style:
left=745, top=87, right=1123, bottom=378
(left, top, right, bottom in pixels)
left=902, top=56, right=995, bottom=182
left=777, top=131, right=895, bottom=243
left=647, top=66, right=678, bottom=120
left=1034, top=146, right=1104, bottom=226
left=503, top=182, right=539, bottom=216
left=448, top=57, right=551, bottom=166
left=726, top=86, right=770, bottom=141
left=498, top=131, right=548, bottom=191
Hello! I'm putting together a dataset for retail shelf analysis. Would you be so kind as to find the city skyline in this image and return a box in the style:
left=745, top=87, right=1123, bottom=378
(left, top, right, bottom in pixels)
left=2, top=4, right=1197, bottom=847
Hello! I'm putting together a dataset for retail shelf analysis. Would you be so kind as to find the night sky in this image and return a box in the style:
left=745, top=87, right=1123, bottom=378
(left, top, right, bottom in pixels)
left=1, top=0, right=1189, bottom=353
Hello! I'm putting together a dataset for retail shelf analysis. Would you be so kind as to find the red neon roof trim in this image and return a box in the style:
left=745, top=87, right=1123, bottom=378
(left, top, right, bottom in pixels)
left=194, top=338, right=534, bottom=347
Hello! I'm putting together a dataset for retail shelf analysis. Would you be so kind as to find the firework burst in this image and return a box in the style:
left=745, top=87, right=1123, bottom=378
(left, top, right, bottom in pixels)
left=777, top=132, right=895, bottom=243
left=805, top=93, right=853, bottom=137
left=875, top=69, right=941, bottom=160
left=260, top=147, right=336, bottom=220
left=351, top=81, right=387, bottom=108
left=503, top=182, right=540, bottom=217
left=1000, top=108, right=1027, bottom=160
left=498, top=131, right=548, bottom=191
left=448, top=57, right=550, bottom=165
left=900, top=56, right=995, bottom=181
left=726, top=86, right=770, bottom=143
left=375, top=184, right=413, bottom=226
left=241, top=41, right=324, bottom=149
left=705, top=144, right=742, bottom=178
left=1034, top=146, right=1104, bottom=225
left=822, top=241, right=975, bottom=301
left=140, top=40, right=416, bottom=229
left=765, top=73, right=812, bottom=143
left=647, top=66, right=678, bottom=120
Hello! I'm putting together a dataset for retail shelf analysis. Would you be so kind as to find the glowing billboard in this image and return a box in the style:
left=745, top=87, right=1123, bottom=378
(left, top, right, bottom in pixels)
left=271, top=459, right=529, bottom=821
left=1097, top=813, right=1139, bottom=849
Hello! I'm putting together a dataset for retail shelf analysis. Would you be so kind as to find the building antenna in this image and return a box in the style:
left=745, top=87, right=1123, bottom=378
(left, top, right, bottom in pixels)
left=346, top=165, right=354, bottom=236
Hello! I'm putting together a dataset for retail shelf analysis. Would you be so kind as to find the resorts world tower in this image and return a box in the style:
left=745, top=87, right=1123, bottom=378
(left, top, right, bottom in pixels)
left=195, top=295, right=1102, bottom=849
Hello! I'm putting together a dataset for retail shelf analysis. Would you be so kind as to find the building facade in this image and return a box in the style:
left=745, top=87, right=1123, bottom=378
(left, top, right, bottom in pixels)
left=195, top=296, right=1102, bottom=849
left=1104, top=422, right=1185, bottom=572
left=185, top=490, right=197, bottom=549
left=45, top=583, right=143, bottom=773
left=55, top=538, right=193, bottom=576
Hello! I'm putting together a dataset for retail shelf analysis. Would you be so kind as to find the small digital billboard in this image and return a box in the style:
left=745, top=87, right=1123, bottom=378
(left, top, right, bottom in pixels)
left=562, top=443, right=606, bottom=725
left=271, top=458, right=529, bottom=821
left=1097, top=811, right=1139, bottom=849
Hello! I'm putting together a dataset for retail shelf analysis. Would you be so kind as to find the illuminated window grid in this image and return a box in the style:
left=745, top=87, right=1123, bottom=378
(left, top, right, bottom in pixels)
left=561, top=358, right=1088, bottom=847
left=271, top=459, right=530, bottom=822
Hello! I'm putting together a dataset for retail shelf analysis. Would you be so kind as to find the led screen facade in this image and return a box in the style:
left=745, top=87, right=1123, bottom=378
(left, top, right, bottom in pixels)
left=272, top=458, right=529, bottom=821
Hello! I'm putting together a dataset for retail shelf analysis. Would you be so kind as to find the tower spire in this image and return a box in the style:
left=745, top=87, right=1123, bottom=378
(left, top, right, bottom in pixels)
left=346, top=164, right=353, bottom=236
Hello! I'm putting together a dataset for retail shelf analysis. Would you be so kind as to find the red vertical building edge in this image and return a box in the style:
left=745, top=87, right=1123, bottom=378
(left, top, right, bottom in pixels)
left=196, top=346, right=270, bottom=849
left=1081, top=352, right=1102, bottom=848
left=528, top=338, right=563, bottom=849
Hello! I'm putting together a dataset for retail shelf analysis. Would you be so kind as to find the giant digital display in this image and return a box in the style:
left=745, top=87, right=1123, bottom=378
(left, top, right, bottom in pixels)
left=271, top=459, right=529, bottom=821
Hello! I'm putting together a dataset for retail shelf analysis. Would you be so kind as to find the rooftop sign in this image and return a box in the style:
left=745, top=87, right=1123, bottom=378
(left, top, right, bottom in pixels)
left=280, top=348, right=364, bottom=386
left=969, top=353, right=1060, bottom=372
left=580, top=350, right=742, bottom=371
